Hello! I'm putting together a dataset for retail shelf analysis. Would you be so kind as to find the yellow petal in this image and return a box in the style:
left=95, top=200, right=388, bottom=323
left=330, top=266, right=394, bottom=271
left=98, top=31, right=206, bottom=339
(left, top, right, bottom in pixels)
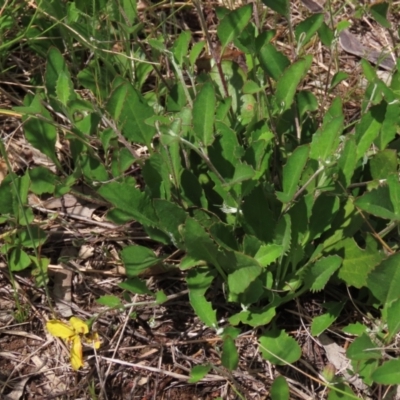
left=70, top=335, right=84, bottom=370
left=85, top=332, right=101, bottom=349
left=69, top=317, right=89, bottom=335
left=46, top=320, right=75, bottom=339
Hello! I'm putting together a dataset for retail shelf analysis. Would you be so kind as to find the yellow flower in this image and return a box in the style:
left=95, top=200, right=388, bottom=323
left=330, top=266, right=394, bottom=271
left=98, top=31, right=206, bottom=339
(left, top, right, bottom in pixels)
left=46, top=316, right=101, bottom=370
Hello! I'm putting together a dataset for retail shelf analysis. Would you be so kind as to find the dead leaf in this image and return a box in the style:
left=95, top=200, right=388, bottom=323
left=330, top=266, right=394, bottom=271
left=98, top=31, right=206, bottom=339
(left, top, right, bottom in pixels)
left=319, top=334, right=370, bottom=394
left=4, top=377, right=29, bottom=400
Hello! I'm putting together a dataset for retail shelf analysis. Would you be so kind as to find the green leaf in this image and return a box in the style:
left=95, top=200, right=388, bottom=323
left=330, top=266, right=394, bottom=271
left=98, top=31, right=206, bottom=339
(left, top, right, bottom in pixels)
left=142, top=153, right=172, bottom=199
left=354, top=184, right=398, bottom=220
left=243, top=80, right=263, bottom=94
left=303, top=255, right=342, bottom=292
left=391, top=69, right=400, bottom=96
left=166, top=83, right=187, bottom=112
left=31, top=256, right=50, bottom=287
left=387, top=173, right=400, bottom=217
left=270, top=376, right=289, bottom=400
left=215, top=98, right=232, bottom=122
left=210, top=60, right=246, bottom=113
left=227, top=262, right=262, bottom=295
left=295, top=14, right=324, bottom=48
left=182, top=217, right=220, bottom=267
left=369, top=150, right=397, bottom=180
left=241, top=186, right=274, bottom=242
left=210, top=122, right=240, bottom=178
left=155, top=290, right=168, bottom=304
left=355, top=103, right=384, bottom=160
left=361, top=58, right=379, bottom=84
left=258, top=43, right=290, bottom=80
left=189, top=41, right=205, bottom=67
left=172, top=31, right=191, bottom=65
left=179, top=254, right=198, bottom=270
left=181, top=169, right=208, bottom=208
left=308, top=194, right=340, bottom=242
left=9, top=248, right=31, bottom=271
left=276, top=55, right=312, bottom=112
left=120, top=0, right=137, bottom=25
left=276, top=145, right=309, bottom=203
left=96, top=295, right=123, bottom=308
left=255, top=244, right=284, bottom=267
left=209, top=223, right=238, bottom=251
left=338, top=136, right=357, bottom=187
left=346, top=333, right=382, bottom=361
left=119, top=278, right=152, bottom=295
left=310, top=100, right=344, bottom=161
left=330, top=71, right=349, bottom=90
left=0, top=177, right=15, bottom=215
left=337, top=236, right=384, bottom=288
left=192, top=82, right=216, bottom=147
left=342, top=322, right=367, bottom=336
left=318, top=22, right=335, bottom=47
left=221, top=335, right=239, bottom=370
left=188, top=364, right=212, bottom=383
left=259, top=328, right=301, bottom=365
left=153, top=199, right=187, bottom=247
left=369, top=1, right=391, bottom=28
left=367, top=252, right=400, bottom=305
left=327, top=383, right=357, bottom=400
left=386, top=298, right=400, bottom=340
left=311, top=301, right=345, bottom=336
left=226, top=163, right=255, bottom=186
left=46, top=47, right=76, bottom=108
left=111, top=147, right=136, bottom=177
left=18, top=226, right=47, bottom=249
left=121, top=245, right=160, bottom=277
left=217, top=4, right=252, bottom=48
left=352, top=357, right=379, bottom=387
left=29, top=167, right=56, bottom=194
left=261, top=0, right=289, bottom=16
left=187, top=266, right=218, bottom=328
left=56, top=71, right=73, bottom=106
left=372, top=359, right=400, bottom=384
left=377, top=102, right=400, bottom=150
left=79, top=152, right=109, bottom=182
left=148, top=38, right=165, bottom=52
left=13, top=170, right=29, bottom=201
left=106, top=81, right=155, bottom=149
left=274, top=214, right=291, bottom=257
left=98, top=180, right=158, bottom=226
left=230, top=297, right=281, bottom=327
left=23, top=96, right=58, bottom=164
left=296, top=90, right=318, bottom=117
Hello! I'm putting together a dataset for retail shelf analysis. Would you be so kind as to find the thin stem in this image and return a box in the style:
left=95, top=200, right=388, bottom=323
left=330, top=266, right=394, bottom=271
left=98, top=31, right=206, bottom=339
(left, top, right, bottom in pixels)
left=283, top=164, right=326, bottom=214
left=179, top=137, right=227, bottom=185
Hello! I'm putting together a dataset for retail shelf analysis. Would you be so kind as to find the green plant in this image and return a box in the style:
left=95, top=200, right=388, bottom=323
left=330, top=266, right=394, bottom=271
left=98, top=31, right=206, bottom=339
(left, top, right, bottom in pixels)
left=2, top=0, right=400, bottom=396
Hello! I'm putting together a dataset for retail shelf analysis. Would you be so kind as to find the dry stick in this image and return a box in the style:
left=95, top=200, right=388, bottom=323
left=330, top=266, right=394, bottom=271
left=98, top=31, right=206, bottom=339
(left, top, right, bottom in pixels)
left=192, top=0, right=229, bottom=98
left=136, top=40, right=172, bottom=92
left=31, top=204, right=123, bottom=230
left=356, top=208, right=394, bottom=255
left=337, top=180, right=394, bottom=254
left=101, top=115, right=145, bottom=162
left=101, top=304, right=135, bottom=395
left=282, top=164, right=326, bottom=214
left=320, top=0, right=343, bottom=119
left=178, top=136, right=227, bottom=185
left=100, top=356, right=224, bottom=381
left=258, top=343, right=360, bottom=400
left=30, top=2, right=159, bottom=65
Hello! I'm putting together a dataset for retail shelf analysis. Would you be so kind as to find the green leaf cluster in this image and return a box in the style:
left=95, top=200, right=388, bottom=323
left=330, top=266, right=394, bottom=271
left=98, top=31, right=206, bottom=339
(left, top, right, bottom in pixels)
left=3, top=0, right=400, bottom=390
